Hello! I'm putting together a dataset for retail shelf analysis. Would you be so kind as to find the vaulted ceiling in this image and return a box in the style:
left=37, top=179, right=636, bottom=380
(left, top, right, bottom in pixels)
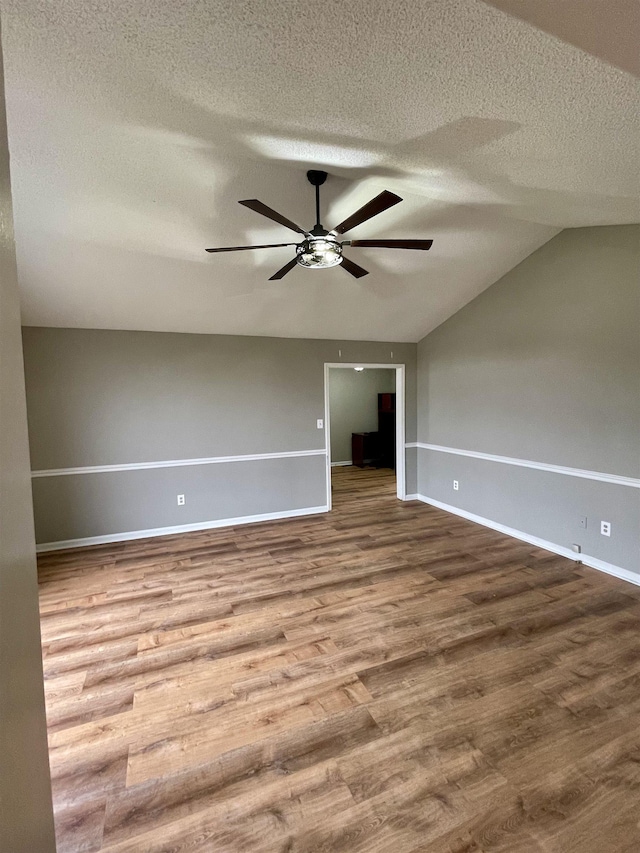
left=2, top=0, right=638, bottom=342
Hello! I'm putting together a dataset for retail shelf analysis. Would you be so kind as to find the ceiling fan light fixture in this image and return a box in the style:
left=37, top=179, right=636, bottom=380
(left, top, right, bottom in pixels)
left=296, top=237, right=343, bottom=269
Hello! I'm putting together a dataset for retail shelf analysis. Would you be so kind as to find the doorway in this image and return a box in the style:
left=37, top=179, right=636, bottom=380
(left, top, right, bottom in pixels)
left=323, top=363, right=406, bottom=510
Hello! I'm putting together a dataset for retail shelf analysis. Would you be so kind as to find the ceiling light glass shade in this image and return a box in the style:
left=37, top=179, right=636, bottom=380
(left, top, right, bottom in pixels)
left=296, top=238, right=343, bottom=269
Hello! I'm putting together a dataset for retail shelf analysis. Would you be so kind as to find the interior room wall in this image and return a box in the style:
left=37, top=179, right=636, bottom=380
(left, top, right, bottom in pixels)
left=22, top=330, right=416, bottom=547
left=416, top=225, right=640, bottom=578
left=329, top=368, right=395, bottom=464
left=0, top=19, right=56, bottom=852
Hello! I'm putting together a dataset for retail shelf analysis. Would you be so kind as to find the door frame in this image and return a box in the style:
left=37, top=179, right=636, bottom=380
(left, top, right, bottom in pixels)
left=323, top=363, right=406, bottom=511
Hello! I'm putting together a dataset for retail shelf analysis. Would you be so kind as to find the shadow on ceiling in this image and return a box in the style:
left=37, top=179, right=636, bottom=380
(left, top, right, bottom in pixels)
left=482, top=0, right=640, bottom=78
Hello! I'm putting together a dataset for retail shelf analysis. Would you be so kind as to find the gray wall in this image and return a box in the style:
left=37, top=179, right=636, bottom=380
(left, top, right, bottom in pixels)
left=22, top=329, right=416, bottom=544
left=0, top=20, right=57, bottom=853
left=329, top=368, right=395, bottom=463
left=417, top=225, right=640, bottom=575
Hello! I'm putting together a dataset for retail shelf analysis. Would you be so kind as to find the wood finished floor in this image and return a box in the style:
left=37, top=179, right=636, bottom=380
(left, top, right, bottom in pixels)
left=38, top=467, right=640, bottom=853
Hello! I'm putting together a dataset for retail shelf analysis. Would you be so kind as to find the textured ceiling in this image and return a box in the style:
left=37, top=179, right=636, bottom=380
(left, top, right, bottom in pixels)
left=1, top=0, right=638, bottom=342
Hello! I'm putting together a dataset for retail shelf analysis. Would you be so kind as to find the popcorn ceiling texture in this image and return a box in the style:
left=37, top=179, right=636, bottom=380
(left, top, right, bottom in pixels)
left=1, top=0, right=638, bottom=341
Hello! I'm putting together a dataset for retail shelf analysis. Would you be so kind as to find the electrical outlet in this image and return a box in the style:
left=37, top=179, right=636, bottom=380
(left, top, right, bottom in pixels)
left=600, top=520, right=611, bottom=537
left=177, top=494, right=185, bottom=506
left=572, top=543, right=582, bottom=553
left=579, top=516, right=587, bottom=529
left=453, top=480, right=459, bottom=491
left=317, top=419, right=323, bottom=429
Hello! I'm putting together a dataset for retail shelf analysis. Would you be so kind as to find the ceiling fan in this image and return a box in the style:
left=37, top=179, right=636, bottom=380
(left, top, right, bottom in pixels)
left=206, top=170, right=433, bottom=280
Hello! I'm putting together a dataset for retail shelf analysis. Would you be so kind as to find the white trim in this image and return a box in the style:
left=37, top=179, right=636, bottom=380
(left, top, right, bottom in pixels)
left=31, top=448, right=326, bottom=478
left=408, top=442, right=640, bottom=489
left=324, top=363, right=407, bottom=510
left=403, top=494, right=420, bottom=501
left=35, top=505, right=329, bottom=553
left=412, top=493, right=640, bottom=587
left=395, top=368, right=406, bottom=502
left=324, top=364, right=332, bottom=509
left=331, top=461, right=353, bottom=467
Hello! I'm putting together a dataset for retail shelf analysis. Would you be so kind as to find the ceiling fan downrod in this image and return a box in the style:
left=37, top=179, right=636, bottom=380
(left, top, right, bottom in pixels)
left=306, top=169, right=328, bottom=233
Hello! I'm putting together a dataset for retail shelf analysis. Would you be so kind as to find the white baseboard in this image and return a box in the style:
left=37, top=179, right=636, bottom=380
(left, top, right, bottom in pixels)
left=413, top=494, right=640, bottom=588
left=36, top=505, right=329, bottom=553
left=403, top=494, right=420, bottom=501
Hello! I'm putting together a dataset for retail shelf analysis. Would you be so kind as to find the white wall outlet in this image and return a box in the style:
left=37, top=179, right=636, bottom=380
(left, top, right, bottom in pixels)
left=177, top=494, right=185, bottom=506
left=579, top=516, right=587, bottom=529
left=317, top=419, right=323, bottom=429
left=572, top=543, right=582, bottom=553
left=600, top=520, right=611, bottom=537
left=453, top=480, right=459, bottom=491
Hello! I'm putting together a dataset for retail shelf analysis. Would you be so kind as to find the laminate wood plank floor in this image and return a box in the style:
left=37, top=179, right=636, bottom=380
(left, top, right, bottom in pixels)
left=38, top=467, right=640, bottom=853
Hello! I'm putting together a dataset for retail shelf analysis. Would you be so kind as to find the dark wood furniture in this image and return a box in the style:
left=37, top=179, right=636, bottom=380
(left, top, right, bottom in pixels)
left=377, top=392, right=396, bottom=469
left=351, top=393, right=396, bottom=469
left=351, top=431, right=379, bottom=468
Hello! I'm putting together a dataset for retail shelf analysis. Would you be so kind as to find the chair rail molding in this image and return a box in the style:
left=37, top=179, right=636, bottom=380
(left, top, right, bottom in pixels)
left=31, top=448, right=327, bottom=478
left=407, top=442, right=640, bottom=488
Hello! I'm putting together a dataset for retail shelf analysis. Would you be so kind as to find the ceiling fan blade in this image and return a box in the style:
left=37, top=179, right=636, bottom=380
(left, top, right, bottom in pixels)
left=238, top=199, right=307, bottom=235
left=340, top=255, right=369, bottom=279
left=206, top=242, right=297, bottom=253
left=349, top=239, right=433, bottom=250
left=332, top=190, right=402, bottom=235
left=268, top=257, right=298, bottom=280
